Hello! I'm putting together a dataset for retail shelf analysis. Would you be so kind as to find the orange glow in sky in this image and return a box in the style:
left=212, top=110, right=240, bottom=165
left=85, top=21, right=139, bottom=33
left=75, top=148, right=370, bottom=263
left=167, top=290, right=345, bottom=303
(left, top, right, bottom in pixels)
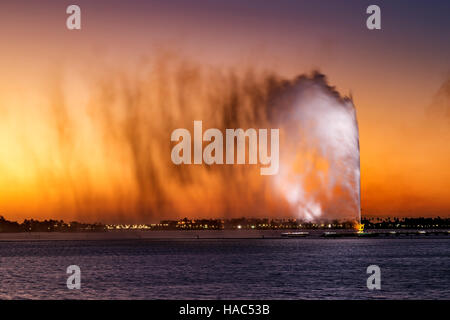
left=0, top=0, right=449, bottom=222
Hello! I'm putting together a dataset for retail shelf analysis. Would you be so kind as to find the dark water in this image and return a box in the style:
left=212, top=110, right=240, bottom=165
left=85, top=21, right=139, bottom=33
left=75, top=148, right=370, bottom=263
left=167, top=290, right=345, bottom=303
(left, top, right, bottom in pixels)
left=0, top=237, right=449, bottom=299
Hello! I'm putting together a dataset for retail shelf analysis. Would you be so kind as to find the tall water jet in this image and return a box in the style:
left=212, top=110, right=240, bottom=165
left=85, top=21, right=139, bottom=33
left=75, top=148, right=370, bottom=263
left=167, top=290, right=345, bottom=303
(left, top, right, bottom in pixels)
left=270, top=73, right=361, bottom=223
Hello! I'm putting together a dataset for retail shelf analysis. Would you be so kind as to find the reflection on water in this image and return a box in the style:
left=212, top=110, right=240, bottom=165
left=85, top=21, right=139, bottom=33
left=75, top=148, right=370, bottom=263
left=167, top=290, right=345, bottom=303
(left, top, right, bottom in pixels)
left=0, top=238, right=448, bottom=299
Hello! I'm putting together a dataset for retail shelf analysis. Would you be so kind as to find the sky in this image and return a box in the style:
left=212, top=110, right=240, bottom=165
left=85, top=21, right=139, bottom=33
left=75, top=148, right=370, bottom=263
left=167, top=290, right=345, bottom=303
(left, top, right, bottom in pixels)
left=0, top=0, right=449, bottom=221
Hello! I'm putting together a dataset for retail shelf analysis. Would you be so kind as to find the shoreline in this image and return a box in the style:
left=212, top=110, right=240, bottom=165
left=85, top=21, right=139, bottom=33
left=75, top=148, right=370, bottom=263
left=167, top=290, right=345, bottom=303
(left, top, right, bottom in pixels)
left=0, top=229, right=449, bottom=241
